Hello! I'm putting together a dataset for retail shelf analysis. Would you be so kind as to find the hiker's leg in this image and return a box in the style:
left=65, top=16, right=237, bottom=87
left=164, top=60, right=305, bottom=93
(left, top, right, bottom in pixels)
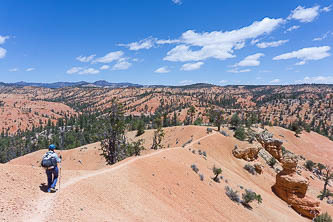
left=46, top=170, right=52, bottom=189
left=46, top=170, right=52, bottom=192
left=51, top=167, right=59, bottom=189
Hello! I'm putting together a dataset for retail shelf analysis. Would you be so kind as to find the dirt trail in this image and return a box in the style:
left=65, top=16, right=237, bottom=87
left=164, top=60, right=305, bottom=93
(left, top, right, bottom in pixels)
left=22, top=131, right=216, bottom=222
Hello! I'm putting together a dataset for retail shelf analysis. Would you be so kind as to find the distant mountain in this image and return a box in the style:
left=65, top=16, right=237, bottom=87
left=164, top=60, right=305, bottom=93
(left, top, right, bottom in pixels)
left=170, top=83, right=216, bottom=89
left=0, top=81, right=143, bottom=89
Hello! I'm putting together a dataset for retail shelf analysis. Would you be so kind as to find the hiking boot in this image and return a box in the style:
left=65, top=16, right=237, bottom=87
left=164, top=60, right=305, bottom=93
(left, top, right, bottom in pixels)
left=50, top=188, right=57, bottom=193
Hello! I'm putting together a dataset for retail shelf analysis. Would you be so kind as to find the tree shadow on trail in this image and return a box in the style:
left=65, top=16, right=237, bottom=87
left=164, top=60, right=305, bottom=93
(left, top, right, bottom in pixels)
left=39, top=183, right=49, bottom=192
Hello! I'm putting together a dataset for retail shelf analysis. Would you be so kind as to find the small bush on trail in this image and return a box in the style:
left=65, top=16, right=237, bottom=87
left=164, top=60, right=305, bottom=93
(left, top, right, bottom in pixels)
left=199, top=174, right=204, bottom=181
left=317, top=163, right=326, bottom=174
left=191, top=164, right=199, bottom=173
left=225, top=186, right=240, bottom=203
left=234, top=127, right=246, bottom=141
left=305, top=160, right=315, bottom=171
left=241, top=189, right=262, bottom=209
left=244, top=164, right=256, bottom=175
left=212, top=165, right=222, bottom=182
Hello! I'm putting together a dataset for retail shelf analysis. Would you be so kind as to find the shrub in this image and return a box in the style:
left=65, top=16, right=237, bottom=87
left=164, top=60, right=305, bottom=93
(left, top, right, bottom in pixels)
left=182, top=138, right=193, bottom=148
left=136, top=120, right=145, bottom=137
left=126, top=139, right=144, bottom=156
left=281, top=146, right=286, bottom=156
left=192, top=150, right=196, bottom=154
left=199, top=174, right=204, bottom=181
left=242, top=189, right=262, bottom=205
left=314, top=212, right=332, bottom=222
left=318, top=163, right=326, bottom=174
left=198, top=150, right=202, bottom=155
left=244, top=164, right=256, bottom=175
left=191, top=164, right=199, bottom=173
left=305, top=160, right=315, bottom=171
left=268, top=157, right=277, bottom=168
left=225, top=186, right=240, bottom=203
left=318, top=190, right=333, bottom=200
left=213, top=165, right=222, bottom=182
left=234, top=127, right=246, bottom=141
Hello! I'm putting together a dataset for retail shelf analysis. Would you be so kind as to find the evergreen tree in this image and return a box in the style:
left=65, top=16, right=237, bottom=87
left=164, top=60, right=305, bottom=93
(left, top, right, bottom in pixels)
left=101, top=100, right=127, bottom=164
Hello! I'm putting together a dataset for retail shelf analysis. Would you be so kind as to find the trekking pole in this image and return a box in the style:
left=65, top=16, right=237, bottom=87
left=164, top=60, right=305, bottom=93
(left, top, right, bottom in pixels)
left=59, top=165, right=61, bottom=191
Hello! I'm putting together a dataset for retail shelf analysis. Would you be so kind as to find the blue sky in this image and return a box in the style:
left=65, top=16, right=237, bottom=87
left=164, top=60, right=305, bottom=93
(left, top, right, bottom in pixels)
left=0, top=0, right=332, bottom=85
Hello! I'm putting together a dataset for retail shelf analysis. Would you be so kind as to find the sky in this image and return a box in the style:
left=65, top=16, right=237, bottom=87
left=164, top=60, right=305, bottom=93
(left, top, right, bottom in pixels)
left=0, top=0, right=333, bottom=86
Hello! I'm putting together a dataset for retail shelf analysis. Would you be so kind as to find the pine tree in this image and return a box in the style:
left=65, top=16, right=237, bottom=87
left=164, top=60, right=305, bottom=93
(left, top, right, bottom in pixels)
left=101, top=100, right=127, bottom=164
left=319, top=166, right=333, bottom=200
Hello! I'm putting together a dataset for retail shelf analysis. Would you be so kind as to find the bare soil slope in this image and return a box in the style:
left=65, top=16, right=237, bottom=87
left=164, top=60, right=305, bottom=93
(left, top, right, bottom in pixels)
left=266, top=126, right=333, bottom=165
left=1, top=126, right=332, bottom=222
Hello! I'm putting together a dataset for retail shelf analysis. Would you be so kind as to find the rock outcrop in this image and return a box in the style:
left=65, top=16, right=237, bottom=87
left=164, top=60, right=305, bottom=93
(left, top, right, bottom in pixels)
left=232, top=145, right=261, bottom=161
left=256, top=130, right=283, bottom=161
left=272, top=154, right=320, bottom=219
left=254, top=163, right=264, bottom=174
left=258, top=148, right=283, bottom=173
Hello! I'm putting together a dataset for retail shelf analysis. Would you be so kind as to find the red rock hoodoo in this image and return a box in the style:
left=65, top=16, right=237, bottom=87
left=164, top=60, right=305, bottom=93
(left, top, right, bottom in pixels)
left=272, top=154, right=320, bottom=219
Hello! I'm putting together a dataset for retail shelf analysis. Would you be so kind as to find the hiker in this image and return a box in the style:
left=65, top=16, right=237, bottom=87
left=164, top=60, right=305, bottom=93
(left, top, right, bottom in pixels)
left=41, top=144, right=61, bottom=193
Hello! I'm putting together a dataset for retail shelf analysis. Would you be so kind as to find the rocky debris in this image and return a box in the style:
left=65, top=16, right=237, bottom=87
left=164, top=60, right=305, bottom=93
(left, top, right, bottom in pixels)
left=232, top=145, right=261, bottom=161
left=272, top=153, right=320, bottom=219
left=256, top=130, right=283, bottom=161
left=327, top=198, right=333, bottom=205
left=220, top=130, right=229, bottom=137
left=258, top=149, right=283, bottom=173
left=254, top=163, right=264, bottom=174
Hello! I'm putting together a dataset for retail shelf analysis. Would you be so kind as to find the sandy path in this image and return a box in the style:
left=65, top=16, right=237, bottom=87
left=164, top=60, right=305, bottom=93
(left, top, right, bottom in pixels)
left=21, top=131, right=216, bottom=222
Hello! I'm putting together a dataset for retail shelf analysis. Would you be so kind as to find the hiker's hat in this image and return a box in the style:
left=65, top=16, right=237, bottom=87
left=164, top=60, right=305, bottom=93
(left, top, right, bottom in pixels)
left=49, top=144, right=56, bottom=150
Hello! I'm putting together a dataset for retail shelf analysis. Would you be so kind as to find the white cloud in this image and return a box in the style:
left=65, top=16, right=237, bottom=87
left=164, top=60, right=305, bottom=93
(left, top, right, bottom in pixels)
left=273, top=46, right=330, bottom=65
left=227, top=68, right=251, bottom=73
left=179, top=80, right=193, bottom=85
left=100, top=65, right=110, bottom=70
left=288, top=6, right=320, bottom=23
left=296, top=76, right=333, bottom=84
left=156, top=39, right=181, bottom=44
left=112, top=58, right=132, bottom=70
left=285, top=25, right=300, bottom=33
left=93, top=51, right=124, bottom=63
left=163, top=17, right=283, bottom=62
left=172, top=0, right=182, bottom=5
left=251, top=39, right=260, bottom=45
left=66, top=67, right=83, bottom=74
left=25, top=67, right=35, bottom=72
left=78, top=68, right=100, bottom=74
left=269, top=79, right=281, bottom=84
left=180, top=62, right=204, bottom=71
left=0, top=47, right=6, bottom=59
left=321, top=5, right=332, bottom=12
left=256, top=40, right=288, bottom=48
left=0, top=36, right=9, bottom=44
left=76, top=54, right=96, bottom=62
left=154, top=66, right=170, bottom=73
left=219, top=80, right=228, bottom=84
left=118, top=37, right=155, bottom=50
left=234, top=53, right=264, bottom=67
left=9, top=68, right=19, bottom=72
left=313, top=32, right=330, bottom=41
